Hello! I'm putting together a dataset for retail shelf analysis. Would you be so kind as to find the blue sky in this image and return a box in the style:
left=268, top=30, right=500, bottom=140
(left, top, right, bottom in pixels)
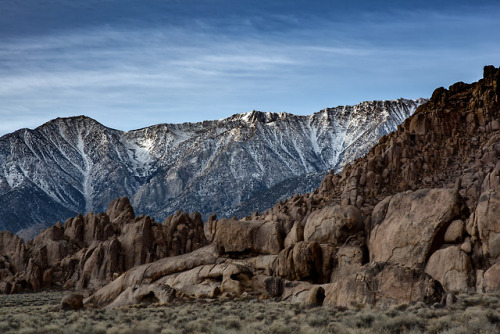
left=1, top=0, right=499, bottom=136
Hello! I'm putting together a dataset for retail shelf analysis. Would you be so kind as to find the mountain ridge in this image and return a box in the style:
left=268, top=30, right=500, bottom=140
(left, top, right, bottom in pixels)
left=0, top=98, right=426, bottom=234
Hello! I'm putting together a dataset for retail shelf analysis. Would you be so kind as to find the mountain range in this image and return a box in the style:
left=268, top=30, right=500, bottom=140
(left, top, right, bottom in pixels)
left=0, top=98, right=425, bottom=234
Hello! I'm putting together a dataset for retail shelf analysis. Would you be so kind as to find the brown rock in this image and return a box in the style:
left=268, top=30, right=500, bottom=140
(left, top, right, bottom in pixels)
left=245, top=255, right=278, bottom=276
left=119, top=217, right=153, bottom=270
left=213, top=219, right=283, bottom=255
left=284, top=220, right=304, bottom=248
left=106, top=196, right=135, bottom=224
left=425, top=245, right=473, bottom=293
left=280, top=281, right=327, bottom=306
left=304, top=205, right=363, bottom=246
left=324, top=263, right=444, bottom=309
left=106, top=284, right=176, bottom=308
left=0, top=231, right=27, bottom=273
left=444, top=220, right=466, bottom=244
left=330, top=234, right=365, bottom=283
left=162, top=211, right=207, bottom=256
left=274, top=241, right=323, bottom=282
left=85, top=245, right=218, bottom=307
left=482, top=262, right=500, bottom=293
left=369, top=188, right=467, bottom=269
left=60, top=294, right=84, bottom=311
left=473, top=191, right=500, bottom=264
left=265, top=277, right=284, bottom=298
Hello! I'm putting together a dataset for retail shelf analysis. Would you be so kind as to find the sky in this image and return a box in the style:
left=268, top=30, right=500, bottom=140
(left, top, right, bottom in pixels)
left=1, top=0, right=499, bottom=136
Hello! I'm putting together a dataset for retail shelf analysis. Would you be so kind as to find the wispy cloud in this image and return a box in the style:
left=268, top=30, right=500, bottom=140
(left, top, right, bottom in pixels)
left=0, top=2, right=499, bottom=136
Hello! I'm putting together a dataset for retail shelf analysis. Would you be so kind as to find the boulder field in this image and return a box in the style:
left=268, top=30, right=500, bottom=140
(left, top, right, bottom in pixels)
left=1, top=66, right=500, bottom=309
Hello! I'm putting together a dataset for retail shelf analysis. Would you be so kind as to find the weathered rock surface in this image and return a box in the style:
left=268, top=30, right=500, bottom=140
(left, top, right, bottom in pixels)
left=280, top=281, right=327, bottom=307
left=85, top=245, right=218, bottom=307
left=324, top=263, right=444, bottom=309
left=213, top=219, right=284, bottom=255
left=274, top=241, right=323, bottom=283
left=425, top=245, right=473, bottom=293
left=304, top=205, right=363, bottom=246
left=330, top=234, right=365, bottom=282
left=482, top=262, right=500, bottom=293
left=473, top=191, right=500, bottom=265
left=444, top=220, right=466, bottom=244
left=369, top=188, right=468, bottom=269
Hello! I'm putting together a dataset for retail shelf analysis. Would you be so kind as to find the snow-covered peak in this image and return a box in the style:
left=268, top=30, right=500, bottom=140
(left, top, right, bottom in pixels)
left=0, top=98, right=427, bottom=234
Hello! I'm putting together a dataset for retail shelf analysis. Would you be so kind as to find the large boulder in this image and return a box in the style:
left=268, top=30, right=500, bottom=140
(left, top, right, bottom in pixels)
left=213, top=219, right=284, bottom=255
left=304, top=205, right=363, bottom=246
left=85, top=245, right=218, bottom=307
left=482, top=262, right=500, bottom=293
left=424, top=245, right=473, bottom=293
left=60, top=294, right=84, bottom=310
left=324, top=263, right=444, bottom=309
left=280, top=281, right=327, bottom=306
left=330, top=234, right=365, bottom=283
left=369, top=188, right=468, bottom=269
left=284, top=220, right=305, bottom=248
left=157, top=262, right=253, bottom=298
left=473, top=191, right=500, bottom=265
left=274, top=241, right=323, bottom=283
left=105, top=284, right=177, bottom=308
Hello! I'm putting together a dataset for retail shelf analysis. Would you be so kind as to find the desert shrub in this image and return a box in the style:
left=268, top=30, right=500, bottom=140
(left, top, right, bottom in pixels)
left=426, top=315, right=454, bottom=334
left=371, top=312, right=426, bottom=334
left=2, top=290, right=500, bottom=334
left=214, top=316, right=242, bottom=331
left=182, top=318, right=212, bottom=333
left=306, top=313, right=329, bottom=327
left=268, top=319, right=301, bottom=334
left=325, top=321, right=351, bottom=334
left=342, top=311, right=377, bottom=329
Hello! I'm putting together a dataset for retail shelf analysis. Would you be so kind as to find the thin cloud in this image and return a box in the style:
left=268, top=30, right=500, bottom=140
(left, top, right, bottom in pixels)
left=0, top=2, right=499, bottom=136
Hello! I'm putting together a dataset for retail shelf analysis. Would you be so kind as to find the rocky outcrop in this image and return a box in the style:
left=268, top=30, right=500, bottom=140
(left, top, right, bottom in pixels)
left=473, top=191, right=500, bottom=265
left=0, top=197, right=208, bottom=293
left=369, top=188, right=468, bottom=270
left=323, top=263, right=444, bottom=309
left=303, top=205, right=363, bottom=246
left=274, top=241, right=324, bottom=282
left=212, top=219, right=284, bottom=256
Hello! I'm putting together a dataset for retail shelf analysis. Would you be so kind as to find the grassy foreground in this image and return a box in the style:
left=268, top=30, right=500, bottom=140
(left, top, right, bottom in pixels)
left=0, top=291, right=499, bottom=333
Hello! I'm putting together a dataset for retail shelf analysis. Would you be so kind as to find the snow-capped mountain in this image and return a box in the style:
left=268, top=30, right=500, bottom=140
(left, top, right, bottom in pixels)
left=0, top=98, right=426, bottom=234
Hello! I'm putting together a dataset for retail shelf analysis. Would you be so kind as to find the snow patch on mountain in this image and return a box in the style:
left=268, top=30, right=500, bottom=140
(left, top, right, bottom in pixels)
left=0, top=98, right=427, bottom=234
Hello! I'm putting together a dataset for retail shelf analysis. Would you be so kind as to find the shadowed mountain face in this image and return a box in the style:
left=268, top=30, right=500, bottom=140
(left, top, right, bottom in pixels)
left=0, top=99, right=424, bottom=233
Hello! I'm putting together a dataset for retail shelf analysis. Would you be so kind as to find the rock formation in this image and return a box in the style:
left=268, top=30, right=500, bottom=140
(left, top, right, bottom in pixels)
left=0, top=197, right=207, bottom=294
left=1, top=66, right=500, bottom=310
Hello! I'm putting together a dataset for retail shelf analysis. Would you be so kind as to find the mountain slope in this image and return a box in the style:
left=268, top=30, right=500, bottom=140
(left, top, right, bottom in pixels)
left=0, top=98, right=425, bottom=233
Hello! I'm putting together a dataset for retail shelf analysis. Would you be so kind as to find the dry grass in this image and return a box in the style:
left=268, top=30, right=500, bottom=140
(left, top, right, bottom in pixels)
left=0, top=291, right=500, bottom=333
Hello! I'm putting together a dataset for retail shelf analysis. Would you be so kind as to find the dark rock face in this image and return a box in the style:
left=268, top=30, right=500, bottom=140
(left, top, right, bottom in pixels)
left=0, top=99, right=424, bottom=234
